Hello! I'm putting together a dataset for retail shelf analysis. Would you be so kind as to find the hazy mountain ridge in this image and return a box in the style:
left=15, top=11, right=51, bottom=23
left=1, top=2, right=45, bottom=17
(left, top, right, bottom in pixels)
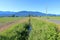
left=0, top=11, right=58, bottom=17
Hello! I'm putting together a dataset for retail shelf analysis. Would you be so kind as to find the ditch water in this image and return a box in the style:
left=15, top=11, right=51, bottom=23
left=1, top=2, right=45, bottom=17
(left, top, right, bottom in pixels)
left=24, top=24, right=32, bottom=34
left=28, top=25, right=32, bottom=32
left=25, top=24, right=32, bottom=40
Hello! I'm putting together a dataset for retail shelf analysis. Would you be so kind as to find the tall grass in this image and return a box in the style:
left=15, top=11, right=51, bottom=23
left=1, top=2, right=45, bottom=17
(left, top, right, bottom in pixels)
left=40, top=16, right=60, bottom=20
left=0, top=21, right=30, bottom=40
left=0, top=17, right=22, bottom=23
left=0, top=17, right=23, bottom=26
left=28, top=18, right=58, bottom=40
left=0, top=17, right=60, bottom=40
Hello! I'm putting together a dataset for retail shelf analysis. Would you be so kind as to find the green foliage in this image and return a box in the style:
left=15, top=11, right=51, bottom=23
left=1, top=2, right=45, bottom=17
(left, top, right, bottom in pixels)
left=0, top=17, right=60, bottom=40
left=40, top=16, right=60, bottom=20
left=0, top=17, right=22, bottom=26
left=28, top=18, right=58, bottom=40
left=12, top=14, right=15, bottom=17
left=0, top=23, right=30, bottom=40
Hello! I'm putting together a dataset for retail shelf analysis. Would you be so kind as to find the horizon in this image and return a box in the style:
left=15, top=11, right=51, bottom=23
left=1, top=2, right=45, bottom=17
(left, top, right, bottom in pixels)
left=0, top=10, right=59, bottom=15
left=0, top=0, right=60, bottom=14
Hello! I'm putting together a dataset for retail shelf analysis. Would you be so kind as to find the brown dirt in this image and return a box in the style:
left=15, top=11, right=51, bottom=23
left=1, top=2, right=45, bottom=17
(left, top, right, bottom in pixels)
left=0, top=18, right=29, bottom=32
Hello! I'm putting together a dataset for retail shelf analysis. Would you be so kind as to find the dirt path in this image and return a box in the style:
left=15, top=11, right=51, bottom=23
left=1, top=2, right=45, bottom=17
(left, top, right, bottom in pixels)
left=47, top=19, right=60, bottom=24
left=0, top=18, right=29, bottom=32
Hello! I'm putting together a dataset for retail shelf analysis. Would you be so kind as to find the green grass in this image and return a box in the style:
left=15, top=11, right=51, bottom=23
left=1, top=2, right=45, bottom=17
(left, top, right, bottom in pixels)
left=0, top=21, right=29, bottom=40
left=40, top=16, right=60, bottom=20
left=28, top=17, right=58, bottom=40
left=0, top=17, right=21, bottom=23
left=0, top=17, right=23, bottom=26
left=0, top=17, right=60, bottom=40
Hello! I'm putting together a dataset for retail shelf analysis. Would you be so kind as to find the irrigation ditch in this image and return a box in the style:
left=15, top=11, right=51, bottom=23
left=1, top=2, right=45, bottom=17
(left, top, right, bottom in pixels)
left=12, top=23, right=31, bottom=40
left=13, top=17, right=32, bottom=40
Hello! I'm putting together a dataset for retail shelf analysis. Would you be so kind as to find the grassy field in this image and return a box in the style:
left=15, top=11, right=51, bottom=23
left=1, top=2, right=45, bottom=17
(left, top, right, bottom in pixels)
left=0, top=17, right=21, bottom=23
left=0, top=17, right=23, bottom=26
left=28, top=17, right=58, bottom=40
left=0, top=23, right=29, bottom=40
left=40, top=16, right=60, bottom=20
left=0, top=17, right=29, bottom=40
left=0, top=17, right=60, bottom=40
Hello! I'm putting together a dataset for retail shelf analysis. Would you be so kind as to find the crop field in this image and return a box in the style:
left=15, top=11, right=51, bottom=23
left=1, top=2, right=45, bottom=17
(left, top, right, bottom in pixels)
left=40, top=16, right=60, bottom=20
left=0, top=17, right=60, bottom=40
left=0, top=17, right=22, bottom=23
left=0, top=17, right=22, bottom=26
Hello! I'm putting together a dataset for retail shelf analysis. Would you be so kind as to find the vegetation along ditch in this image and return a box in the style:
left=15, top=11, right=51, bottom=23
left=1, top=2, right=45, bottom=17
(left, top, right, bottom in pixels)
left=0, top=22, right=32, bottom=40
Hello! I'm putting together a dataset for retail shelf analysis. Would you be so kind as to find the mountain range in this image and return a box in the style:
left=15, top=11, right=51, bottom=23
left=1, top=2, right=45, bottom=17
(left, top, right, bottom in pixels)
left=0, top=11, right=59, bottom=17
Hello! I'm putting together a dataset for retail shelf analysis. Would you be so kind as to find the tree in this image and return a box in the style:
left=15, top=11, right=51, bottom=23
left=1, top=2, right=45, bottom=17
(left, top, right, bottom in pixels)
left=12, top=14, right=15, bottom=17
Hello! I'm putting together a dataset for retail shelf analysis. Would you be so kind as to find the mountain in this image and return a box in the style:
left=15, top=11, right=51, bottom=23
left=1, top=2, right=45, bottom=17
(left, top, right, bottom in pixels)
left=0, top=11, right=58, bottom=17
left=0, top=11, right=15, bottom=16
left=15, top=11, right=47, bottom=16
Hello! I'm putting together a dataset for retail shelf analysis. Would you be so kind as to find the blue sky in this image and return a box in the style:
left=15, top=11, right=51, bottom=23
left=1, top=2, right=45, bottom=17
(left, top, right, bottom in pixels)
left=0, top=0, right=60, bottom=14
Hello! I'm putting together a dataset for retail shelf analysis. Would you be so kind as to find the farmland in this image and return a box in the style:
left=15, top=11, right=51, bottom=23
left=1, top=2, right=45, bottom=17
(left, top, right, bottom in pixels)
left=0, top=17, right=60, bottom=40
left=40, top=16, right=60, bottom=20
left=0, top=17, right=22, bottom=26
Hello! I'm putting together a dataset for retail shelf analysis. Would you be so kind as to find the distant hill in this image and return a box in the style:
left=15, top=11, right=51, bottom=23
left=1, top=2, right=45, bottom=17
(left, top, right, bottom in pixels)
left=0, top=11, right=15, bottom=17
left=0, top=11, right=58, bottom=17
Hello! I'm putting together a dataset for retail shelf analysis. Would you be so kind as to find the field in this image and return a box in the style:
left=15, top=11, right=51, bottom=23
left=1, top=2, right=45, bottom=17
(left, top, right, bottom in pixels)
left=29, top=17, right=58, bottom=40
left=0, top=17, right=60, bottom=40
left=0, top=17, right=22, bottom=26
left=40, top=16, right=60, bottom=20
